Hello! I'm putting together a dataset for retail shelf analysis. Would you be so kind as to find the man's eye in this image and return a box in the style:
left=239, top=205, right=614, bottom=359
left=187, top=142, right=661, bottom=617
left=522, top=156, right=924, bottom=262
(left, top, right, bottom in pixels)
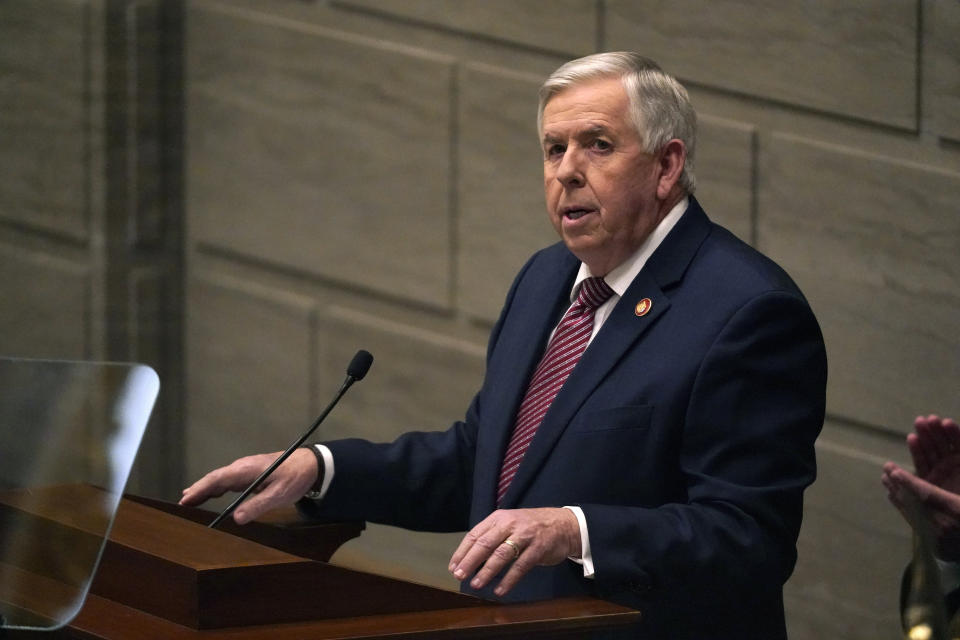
left=592, top=139, right=612, bottom=151
left=546, top=144, right=566, bottom=157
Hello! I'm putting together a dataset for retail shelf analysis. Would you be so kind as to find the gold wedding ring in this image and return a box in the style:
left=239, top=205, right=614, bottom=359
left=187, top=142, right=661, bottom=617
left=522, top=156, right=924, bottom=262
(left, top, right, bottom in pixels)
left=502, top=539, right=521, bottom=560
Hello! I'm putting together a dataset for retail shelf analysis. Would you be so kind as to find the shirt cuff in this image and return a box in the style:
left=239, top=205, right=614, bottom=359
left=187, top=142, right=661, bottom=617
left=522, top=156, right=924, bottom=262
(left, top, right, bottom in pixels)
left=311, top=444, right=334, bottom=499
left=563, top=505, right=595, bottom=578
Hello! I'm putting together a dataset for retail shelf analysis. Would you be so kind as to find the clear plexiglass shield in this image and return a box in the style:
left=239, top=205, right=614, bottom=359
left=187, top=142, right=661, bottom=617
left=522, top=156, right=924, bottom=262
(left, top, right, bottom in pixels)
left=0, top=357, right=159, bottom=631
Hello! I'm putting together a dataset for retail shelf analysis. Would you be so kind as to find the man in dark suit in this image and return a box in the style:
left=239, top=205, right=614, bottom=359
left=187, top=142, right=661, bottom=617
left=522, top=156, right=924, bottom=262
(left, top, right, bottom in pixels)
left=182, top=52, right=827, bottom=639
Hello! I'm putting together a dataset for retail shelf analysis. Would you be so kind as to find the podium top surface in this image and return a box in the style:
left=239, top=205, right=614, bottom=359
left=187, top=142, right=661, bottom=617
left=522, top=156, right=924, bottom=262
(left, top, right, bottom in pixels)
left=3, top=485, right=302, bottom=569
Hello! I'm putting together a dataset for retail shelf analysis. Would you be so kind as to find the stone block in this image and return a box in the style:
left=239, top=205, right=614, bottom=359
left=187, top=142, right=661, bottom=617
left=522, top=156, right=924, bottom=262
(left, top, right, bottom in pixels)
left=334, top=0, right=598, bottom=56
left=188, top=4, right=455, bottom=308
left=457, top=64, right=556, bottom=323
left=126, top=267, right=172, bottom=497
left=185, top=275, right=316, bottom=491
left=128, top=267, right=166, bottom=366
left=0, top=246, right=89, bottom=360
left=928, top=0, right=960, bottom=142
left=605, top=0, right=918, bottom=129
left=316, top=304, right=486, bottom=443
left=759, top=134, right=960, bottom=433
left=0, top=0, right=94, bottom=239
left=696, top=115, right=755, bottom=243
left=128, top=0, right=165, bottom=248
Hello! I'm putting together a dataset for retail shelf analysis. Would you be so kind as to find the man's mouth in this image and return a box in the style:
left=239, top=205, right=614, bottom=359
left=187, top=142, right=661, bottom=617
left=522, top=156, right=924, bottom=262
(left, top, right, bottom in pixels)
left=564, top=208, right=594, bottom=220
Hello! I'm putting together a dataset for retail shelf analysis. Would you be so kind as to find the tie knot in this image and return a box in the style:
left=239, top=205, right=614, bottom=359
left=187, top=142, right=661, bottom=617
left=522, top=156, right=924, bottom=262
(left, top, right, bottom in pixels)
left=577, top=277, right=615, bottom=310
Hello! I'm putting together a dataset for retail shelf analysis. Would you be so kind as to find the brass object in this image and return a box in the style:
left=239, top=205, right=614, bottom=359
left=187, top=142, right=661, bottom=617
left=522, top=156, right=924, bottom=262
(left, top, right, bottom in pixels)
left=902, top=491, right=950, bottom=640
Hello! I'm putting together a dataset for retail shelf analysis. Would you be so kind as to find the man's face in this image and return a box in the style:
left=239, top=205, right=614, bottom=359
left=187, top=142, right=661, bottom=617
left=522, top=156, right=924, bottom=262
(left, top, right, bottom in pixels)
left=541, top=77, right=667, bottom=276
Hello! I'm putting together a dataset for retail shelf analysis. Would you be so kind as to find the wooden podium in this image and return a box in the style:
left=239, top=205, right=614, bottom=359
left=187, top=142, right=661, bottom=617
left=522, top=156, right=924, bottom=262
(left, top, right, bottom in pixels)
left=0, top=486, right=639, bottom=638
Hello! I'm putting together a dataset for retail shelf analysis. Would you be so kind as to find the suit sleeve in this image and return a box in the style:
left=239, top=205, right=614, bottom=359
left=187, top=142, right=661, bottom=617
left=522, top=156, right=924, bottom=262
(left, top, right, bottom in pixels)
left=581, top=290, right=827, bottom=606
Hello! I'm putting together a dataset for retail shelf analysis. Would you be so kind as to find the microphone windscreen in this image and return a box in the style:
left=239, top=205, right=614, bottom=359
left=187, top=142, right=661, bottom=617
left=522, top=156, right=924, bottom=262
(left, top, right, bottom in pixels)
left=347, top=350, right=374, bottom=381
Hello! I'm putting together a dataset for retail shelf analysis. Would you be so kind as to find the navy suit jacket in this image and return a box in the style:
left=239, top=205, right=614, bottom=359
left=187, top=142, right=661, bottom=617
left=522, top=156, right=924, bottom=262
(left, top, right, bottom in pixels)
left=308, top=197, right=827, bottom=639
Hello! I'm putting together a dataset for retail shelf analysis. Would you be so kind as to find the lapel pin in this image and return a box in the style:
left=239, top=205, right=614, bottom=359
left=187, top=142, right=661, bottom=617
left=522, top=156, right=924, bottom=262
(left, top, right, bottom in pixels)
left=635, top=298, right=652, bottom=317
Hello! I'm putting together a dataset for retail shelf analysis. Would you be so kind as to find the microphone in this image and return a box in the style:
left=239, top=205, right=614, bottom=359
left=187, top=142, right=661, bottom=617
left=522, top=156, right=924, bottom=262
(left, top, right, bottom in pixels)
left=209, top=349, right=374, bottom=528
left=346, top=349, right=373, bottom=381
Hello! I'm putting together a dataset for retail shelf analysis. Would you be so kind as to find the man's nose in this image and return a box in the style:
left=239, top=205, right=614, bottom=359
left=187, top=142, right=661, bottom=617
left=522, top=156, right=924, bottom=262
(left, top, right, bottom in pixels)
left=556, top=148, right=585, bottom=187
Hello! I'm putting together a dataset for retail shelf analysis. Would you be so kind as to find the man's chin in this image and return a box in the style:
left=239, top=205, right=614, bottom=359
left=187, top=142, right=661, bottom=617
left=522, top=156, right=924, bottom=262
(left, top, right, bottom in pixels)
left=560, top=236, right=603, bottom=265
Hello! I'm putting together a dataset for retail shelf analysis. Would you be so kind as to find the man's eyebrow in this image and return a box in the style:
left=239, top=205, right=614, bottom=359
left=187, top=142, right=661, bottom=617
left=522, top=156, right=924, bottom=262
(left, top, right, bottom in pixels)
left=582, top=125, right=611, bottom=137
left=542, top=125, right=611, bottom=145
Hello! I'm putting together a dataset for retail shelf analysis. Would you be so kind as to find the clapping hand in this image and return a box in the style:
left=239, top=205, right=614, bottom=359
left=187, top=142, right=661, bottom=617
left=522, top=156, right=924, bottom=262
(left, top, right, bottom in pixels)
left=883, top=415, right=960, bottom=561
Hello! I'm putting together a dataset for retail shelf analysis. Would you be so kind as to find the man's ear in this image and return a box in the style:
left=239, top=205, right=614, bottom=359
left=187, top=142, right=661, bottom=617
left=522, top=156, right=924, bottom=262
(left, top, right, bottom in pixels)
left=656, top=139, right=686, bottom=200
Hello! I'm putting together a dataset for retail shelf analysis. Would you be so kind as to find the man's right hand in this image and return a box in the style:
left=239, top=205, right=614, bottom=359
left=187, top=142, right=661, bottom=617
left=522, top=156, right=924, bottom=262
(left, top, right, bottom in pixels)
left=179, top=448, right=319, bottom=525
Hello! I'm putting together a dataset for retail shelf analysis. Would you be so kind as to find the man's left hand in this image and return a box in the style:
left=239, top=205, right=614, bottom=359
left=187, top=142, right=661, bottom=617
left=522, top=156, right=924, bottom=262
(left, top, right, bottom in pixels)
left=448, top=507, right=581, bottom=596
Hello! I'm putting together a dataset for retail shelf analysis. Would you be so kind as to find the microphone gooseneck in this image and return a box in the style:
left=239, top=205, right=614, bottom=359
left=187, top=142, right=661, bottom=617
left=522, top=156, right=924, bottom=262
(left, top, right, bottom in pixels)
left=209, top=349, right=374, bottom=528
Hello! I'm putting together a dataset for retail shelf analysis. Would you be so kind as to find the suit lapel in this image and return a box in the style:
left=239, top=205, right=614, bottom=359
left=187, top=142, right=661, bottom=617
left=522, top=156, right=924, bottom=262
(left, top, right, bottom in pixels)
left=497, top=198, right=712, bottom=508
left=497, top=270, right=670, bottom=507
left=472, top=248, right=579, bottom=515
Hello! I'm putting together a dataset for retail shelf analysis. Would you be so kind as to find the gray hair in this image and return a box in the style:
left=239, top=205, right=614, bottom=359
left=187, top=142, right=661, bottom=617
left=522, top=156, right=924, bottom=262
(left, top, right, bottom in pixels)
left=538, top=52, right=697, bottom=194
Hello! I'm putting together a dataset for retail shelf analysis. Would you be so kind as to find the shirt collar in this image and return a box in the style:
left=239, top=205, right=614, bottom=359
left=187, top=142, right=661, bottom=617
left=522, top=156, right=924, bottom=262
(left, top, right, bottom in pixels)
left=570, top=196, right=689, bottom=302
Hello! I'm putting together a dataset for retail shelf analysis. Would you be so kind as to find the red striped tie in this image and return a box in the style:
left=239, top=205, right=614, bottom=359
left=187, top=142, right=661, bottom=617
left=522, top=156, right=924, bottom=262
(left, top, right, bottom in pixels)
left=496, top=277, right=615, bottom=505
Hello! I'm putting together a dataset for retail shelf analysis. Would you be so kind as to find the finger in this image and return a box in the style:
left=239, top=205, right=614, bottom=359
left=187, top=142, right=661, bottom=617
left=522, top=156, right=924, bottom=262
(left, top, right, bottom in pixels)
left=180, top=452, right=288, bottom=507
left=880, top=467, right=896, bottom=494
left=909, top=427, right=935, bottom=477
left=924, top=415, right=954, bottom=459
left=180, top=462, right=255, bottom=506
left=913, top=476, right=960, bottom=514
left=449, top=519, right=492, bottom=577
left=888, top=465, right=927, bottom=494
left=881, top=468, right=908, bottom=510
left=882, top=466, right=900, bottom=498
left=455, top=523, right=511, bottom=585
left=940, top=418, right=960, bottom=450
left=232, top=482, right=286, bottom=524
left=232, top=449, right=319, bottom=523
left=882, top=461, right=902, bottom=476
left=882, top=470, right=922, bottom=527
left=883, top=482, right=905, bottom=513
left=470, top=543, right=526, bottom=594
left=492, top=546, right=536, bottom=596
left=888, top=466, right=960, bottom=518
left=450, top=517, right=504, bottom=580
left=179, top=476, right=224, bottom=506
left=884, top=492, right=911, bottom=524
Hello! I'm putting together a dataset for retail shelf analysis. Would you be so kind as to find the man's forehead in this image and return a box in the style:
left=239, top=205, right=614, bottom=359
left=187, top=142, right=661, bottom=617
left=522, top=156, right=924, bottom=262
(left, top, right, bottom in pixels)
left=544, top=76, right=626, bottom=105
left=543, top=78, right=628, bottom=119
left=541, top=103, right=632, bottom=142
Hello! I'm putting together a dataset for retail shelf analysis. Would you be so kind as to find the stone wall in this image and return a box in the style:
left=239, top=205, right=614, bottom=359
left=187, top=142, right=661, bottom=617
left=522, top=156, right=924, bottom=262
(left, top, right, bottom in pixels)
left=0, top=0, right=185, bottom=497
left=1, top=1, right=958, bottom=637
